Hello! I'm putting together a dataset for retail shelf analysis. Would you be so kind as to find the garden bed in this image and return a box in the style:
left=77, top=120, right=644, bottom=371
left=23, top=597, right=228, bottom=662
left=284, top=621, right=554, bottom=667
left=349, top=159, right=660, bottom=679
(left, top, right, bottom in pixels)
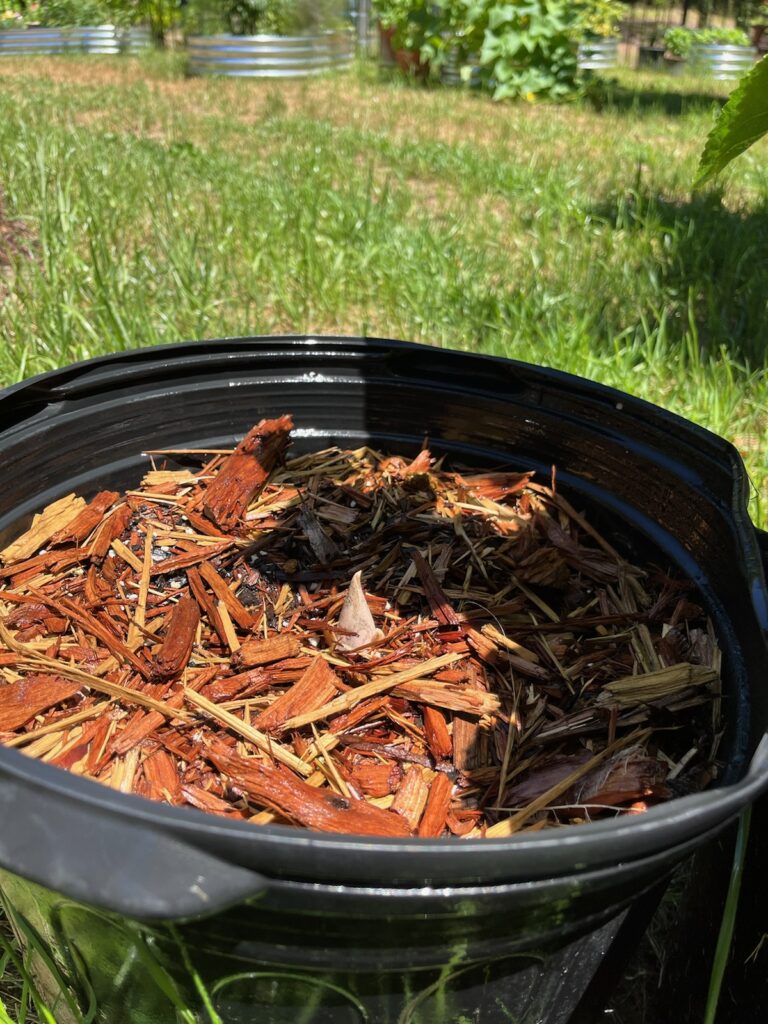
left=0, top=24, right=150, bottom=57
left=187, top=30, right=354, bottom=78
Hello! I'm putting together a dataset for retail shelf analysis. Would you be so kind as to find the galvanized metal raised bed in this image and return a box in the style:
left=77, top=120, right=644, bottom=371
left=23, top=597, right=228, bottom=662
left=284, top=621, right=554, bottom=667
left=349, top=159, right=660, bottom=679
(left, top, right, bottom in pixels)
left=0, top=27, right=62, bottom=55
left=688, top=43, right=756, bottom=80
left=0, top=24, right=151, bottom=57
left=187, top=31, right=354, bottom=78
left=577, top=38, right=619, bottom=71
left=123, top=26, right=152, bottom=54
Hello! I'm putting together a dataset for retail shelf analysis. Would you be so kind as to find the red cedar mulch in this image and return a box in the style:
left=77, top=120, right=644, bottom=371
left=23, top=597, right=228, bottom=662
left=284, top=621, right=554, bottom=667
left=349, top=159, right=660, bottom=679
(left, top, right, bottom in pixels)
left=0, top=416, right=723, bottom=839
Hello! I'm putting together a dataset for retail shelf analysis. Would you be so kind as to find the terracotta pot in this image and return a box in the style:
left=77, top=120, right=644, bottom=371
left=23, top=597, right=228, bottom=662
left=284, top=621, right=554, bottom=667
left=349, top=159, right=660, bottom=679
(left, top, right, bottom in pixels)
left=378, top=23, right=428, bottom=79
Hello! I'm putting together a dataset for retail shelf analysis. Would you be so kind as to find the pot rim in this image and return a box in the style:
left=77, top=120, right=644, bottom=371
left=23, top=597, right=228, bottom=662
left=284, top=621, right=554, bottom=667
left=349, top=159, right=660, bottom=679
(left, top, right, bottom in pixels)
left=1, top=336, right=766, bottom=891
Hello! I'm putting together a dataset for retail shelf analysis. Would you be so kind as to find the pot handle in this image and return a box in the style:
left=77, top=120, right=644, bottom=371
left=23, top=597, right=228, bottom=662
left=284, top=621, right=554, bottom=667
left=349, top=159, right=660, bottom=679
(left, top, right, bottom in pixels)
left=0, top=766, right=267, bottom=922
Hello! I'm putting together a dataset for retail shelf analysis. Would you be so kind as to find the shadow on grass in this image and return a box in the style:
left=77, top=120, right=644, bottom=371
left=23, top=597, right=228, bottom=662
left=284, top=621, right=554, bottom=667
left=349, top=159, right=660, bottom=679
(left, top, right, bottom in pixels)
left=588, top=188, right=768, bottom=367
left=583, top=76, right=728, bottom=117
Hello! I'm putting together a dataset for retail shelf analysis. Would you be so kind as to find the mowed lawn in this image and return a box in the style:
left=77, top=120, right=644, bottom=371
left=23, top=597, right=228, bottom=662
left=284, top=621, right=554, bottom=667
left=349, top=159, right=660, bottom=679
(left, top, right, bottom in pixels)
left=0, top=54, right=767, bottom=1022
left=0, top=54, right=766, bottom=524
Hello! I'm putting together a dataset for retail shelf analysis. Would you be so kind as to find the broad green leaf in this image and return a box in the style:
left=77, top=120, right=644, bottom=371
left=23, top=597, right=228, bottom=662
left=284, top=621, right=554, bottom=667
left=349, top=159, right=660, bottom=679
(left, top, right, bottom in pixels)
left=488, top=6, right=518, bottom=31
left=695, top=54, right=768, bottom=187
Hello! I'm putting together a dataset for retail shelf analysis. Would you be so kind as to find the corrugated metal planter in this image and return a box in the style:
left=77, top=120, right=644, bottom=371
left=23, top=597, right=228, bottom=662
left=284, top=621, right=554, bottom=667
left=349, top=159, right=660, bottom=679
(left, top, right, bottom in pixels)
left=440, top=47, right=481, bottom=87
left=688, top=43, right=756, bottom=79
left=0, top=27, right=66, bottom=55
left=122, top=26, right=152, bottom=54
left=187, top=32, right=354, bottom=78
left=577, top=38, right=619, bottom=71
left=67, top=25, right=123, bottom=55
left=0, top=24, right=151, bottom=57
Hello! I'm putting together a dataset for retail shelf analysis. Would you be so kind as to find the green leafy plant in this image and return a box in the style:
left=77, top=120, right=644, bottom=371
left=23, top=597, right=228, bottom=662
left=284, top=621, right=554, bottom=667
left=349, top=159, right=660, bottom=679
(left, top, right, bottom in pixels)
left=479, top=0, right=580, bottom=100
left=573, top=0, right=625, bottom=40
left=130, top=0, right=179, bottom=39
left=0, top=1, right=24, bottom=29
left=373, top=0, right=444, bottom=54
left=0, top=0, right=161, bottom=29
left=695, top=26, right=751, bottom=47
left=30, top=0, right=116, bottom=26
left=664, top=26, right=695, bottom=58
left=186, top=0, right=343, bottom=35
left=665, top=25, right=750, bottom=60
left=696, top=51, right=768, bottom=184
left=376, top=0, right=613, bottom=98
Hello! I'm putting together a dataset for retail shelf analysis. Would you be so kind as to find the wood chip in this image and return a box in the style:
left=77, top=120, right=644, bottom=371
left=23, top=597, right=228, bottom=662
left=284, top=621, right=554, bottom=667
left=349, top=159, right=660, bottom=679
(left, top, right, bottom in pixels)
left=1, top=494, right=85, bottom=564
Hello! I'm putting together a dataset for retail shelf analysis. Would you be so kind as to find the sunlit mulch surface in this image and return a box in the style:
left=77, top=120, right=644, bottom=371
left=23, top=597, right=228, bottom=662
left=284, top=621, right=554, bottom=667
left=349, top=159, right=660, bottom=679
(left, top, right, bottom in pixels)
left=0, top=417, right=722, bottom=838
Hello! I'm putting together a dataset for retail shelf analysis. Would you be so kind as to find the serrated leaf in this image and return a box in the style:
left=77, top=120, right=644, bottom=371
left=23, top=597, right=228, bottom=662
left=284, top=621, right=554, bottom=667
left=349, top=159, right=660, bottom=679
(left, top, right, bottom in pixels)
left=695, top=54, right=768, bottom=187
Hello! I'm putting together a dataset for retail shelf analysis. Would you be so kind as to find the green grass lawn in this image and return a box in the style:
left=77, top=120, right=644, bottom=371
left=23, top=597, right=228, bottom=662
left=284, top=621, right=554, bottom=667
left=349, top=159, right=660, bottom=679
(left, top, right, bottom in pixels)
left=0, top=54, right=766, bottom=521
left=0, top=53, right=767, bottom=1024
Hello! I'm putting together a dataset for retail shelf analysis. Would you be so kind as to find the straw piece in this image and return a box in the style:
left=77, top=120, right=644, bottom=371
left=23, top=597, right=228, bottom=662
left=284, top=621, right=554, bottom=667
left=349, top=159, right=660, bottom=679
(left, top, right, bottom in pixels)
left=111, top=538, right=144, bottom=573
left=185, top=688, right=312, bottom=777
left=280, top=653, right=463, bottom=731
left=598, top=664, right=718, bottom=708
left=485, top=728, right=652, bottom=837
left=4, top=701, right=111, bottom=749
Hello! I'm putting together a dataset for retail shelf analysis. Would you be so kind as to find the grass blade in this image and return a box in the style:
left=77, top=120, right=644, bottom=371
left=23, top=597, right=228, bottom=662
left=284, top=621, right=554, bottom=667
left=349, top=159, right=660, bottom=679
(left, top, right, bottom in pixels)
left=704, top=807, right=752, bottom=1024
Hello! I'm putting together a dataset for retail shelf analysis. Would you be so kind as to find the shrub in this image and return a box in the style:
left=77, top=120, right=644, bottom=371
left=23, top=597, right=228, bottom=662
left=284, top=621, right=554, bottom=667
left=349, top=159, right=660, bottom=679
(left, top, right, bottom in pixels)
left=664, top=26, right=695, bottom=57
left=185, top=0, right=344, bottom=35
left=373, top=0, right=444, bottom=53
left=573, top=0, right=625, bottom=40
left=0, top=0, right=164, bottom=28
left=32, top=0, right=116, bottom=26
left=694, top=26, right=750, bottom=47
left=665, top=25, right=751, bottom=58
left=479, top=0, right=580, bottom=100
left=375, top=0, right=626, bottom=100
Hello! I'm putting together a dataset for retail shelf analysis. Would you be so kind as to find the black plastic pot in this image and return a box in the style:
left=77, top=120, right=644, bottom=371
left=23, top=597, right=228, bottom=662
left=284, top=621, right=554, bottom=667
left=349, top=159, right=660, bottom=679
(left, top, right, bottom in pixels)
left=637, top=43, right=666, bottom=68
left=1, top=337, right=767, bottom=1024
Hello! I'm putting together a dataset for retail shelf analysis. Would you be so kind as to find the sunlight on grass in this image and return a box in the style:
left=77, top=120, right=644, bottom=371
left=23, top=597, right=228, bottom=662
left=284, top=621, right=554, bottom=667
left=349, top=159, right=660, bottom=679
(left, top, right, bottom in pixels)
left=0, top=53, right=766, bottom=1024
left=0, top=55, right=765, bottom=523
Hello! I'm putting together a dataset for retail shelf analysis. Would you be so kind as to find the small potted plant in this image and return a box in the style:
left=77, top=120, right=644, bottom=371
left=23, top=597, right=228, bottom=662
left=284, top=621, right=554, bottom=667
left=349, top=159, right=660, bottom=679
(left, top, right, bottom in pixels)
left=636, top=0, right=669, bottom=68
left=373, top=0, right=438, bottom=78
left=185, top=0, right=353, bottom=78
left=663, top=25, right=694, bottom=74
